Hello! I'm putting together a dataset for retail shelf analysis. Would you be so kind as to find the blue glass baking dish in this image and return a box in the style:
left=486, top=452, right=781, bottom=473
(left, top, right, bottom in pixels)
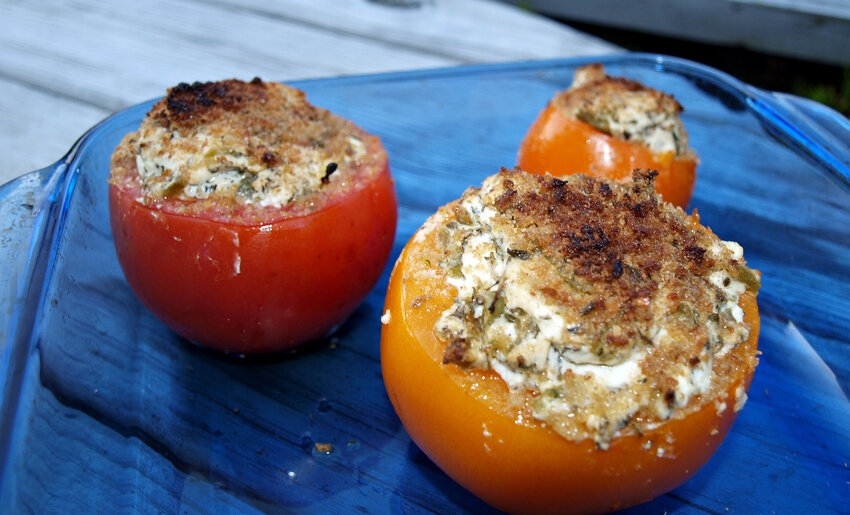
left=1, top=54, right=848, bottom=513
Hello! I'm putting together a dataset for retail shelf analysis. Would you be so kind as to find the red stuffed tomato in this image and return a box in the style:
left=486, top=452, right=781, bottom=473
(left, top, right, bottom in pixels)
left=109, top=79, right=397, bottom=353
left=518, top=63, right=698, bottom=209
left=381, top=168, right=759, bottom=514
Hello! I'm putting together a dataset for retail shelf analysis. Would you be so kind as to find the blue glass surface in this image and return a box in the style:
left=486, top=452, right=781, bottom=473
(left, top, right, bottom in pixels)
left=1, top=54, right=848, bottom=513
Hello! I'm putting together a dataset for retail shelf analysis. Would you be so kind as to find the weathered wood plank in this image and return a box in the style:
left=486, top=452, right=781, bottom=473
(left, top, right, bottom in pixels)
left=0, top=0, right=454, bottom=110
left=0, top=79, right=110, bottom=181
left=0, top=0, right=619, bottom=185
left=212, top=0, right=620, bottom=62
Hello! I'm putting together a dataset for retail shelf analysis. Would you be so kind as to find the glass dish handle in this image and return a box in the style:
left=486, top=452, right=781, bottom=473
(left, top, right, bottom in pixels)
left=0, top=163, right=66, bottom=353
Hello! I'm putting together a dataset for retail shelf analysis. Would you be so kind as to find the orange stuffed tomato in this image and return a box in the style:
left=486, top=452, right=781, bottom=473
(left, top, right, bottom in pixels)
left=109, top=79, right=397, bottom=353
left=381, top=168, right=759, bottom=514
left=518, top=64, right=698, bottom=209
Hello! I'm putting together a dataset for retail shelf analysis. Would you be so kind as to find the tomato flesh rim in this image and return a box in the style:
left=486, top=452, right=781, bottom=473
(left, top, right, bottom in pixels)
left=110, top=155, right=398, bottom=353
left=517, top=103, right=697, bottom=209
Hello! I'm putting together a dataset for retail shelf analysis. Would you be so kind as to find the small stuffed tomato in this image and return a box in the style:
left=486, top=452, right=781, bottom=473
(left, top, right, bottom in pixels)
left=381, top=168, right=759, bottom=514
left=518, top=63, right=698, bottom=209
left=109, top=79, right=397, bottom=353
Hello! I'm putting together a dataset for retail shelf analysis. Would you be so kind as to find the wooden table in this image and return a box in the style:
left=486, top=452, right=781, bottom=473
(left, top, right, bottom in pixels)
left=0, top=0, right=620, bottom=186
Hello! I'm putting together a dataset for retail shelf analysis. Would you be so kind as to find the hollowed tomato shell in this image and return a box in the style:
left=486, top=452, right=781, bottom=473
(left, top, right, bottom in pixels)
left=109, top=156, right=397, bottom=354
left=518, top=103, right=697, bottom=209
left=380, top=209, right=759, bottom=514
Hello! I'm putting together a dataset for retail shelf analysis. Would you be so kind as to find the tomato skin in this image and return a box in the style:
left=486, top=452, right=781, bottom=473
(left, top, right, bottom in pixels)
left=109, top=160, right=397, bottom=354
left=380, top=212, right=759, bottom=514
left=518, top=103, right=697, bottom=209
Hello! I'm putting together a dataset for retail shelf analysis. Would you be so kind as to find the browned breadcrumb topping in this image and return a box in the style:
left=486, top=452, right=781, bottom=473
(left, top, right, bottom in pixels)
left=433, top=168, right=759, bottom=447
left=157, top=78, right=269, bottom=129
left=553, top=63, right=694, bottom=156
left=109, top=78, right=379, bottom=220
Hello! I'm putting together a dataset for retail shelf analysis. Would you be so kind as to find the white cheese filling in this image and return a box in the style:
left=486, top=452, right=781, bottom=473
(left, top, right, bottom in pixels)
left=591, top=103, right=682, bottom=155
left=434, top=182, right=755, bottom=445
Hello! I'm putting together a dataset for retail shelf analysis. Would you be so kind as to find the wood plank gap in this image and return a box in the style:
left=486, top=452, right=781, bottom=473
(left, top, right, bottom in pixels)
left=198, top=0, right=478, bottom=64
left=0, top=70, right=115, bottom=111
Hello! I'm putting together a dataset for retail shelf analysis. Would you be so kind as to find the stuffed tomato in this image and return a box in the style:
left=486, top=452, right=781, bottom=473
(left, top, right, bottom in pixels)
left=518, top=64, right=698, bottom=208
left=381, top=168, right=759, bottom=514
left=109, top=78, right=397, bottom=353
